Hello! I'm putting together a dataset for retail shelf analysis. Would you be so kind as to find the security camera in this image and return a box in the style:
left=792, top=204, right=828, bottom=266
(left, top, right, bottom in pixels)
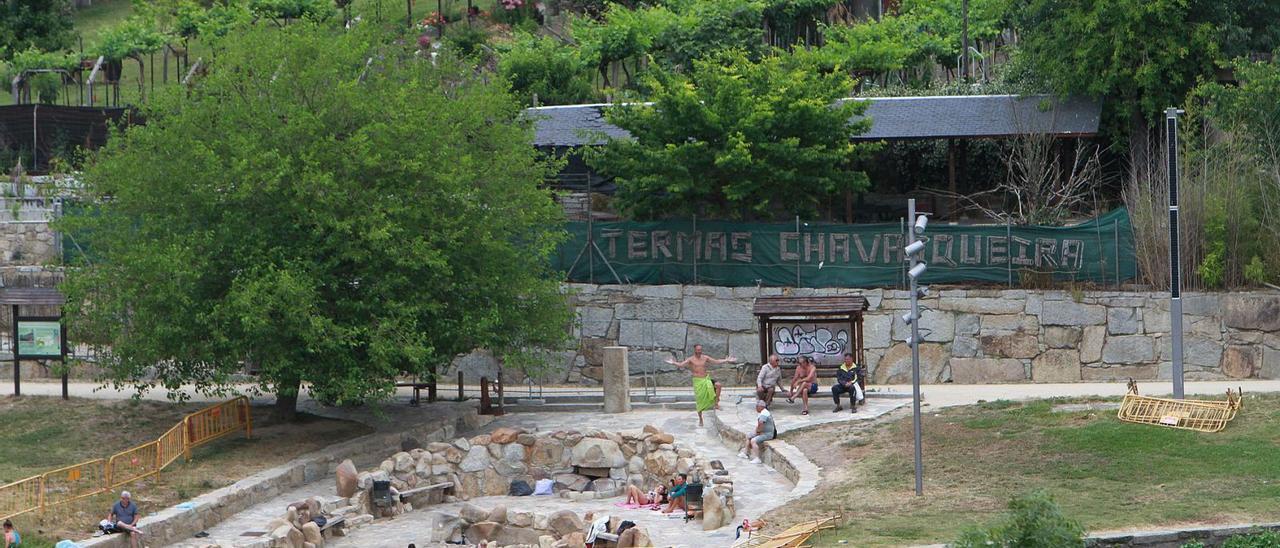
left=904, top=240, right=925, bottom=256
left=908, top=263, right=927, bottom=279
left=914, top=214, right=928, bottom=234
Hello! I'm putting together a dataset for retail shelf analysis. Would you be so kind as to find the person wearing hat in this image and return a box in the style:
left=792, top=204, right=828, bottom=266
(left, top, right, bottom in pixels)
left=107, top=491, right=144, bottom=547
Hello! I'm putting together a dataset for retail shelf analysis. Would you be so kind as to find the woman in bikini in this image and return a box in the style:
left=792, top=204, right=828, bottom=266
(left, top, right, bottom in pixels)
left=624, top=483, right=666, bottom=507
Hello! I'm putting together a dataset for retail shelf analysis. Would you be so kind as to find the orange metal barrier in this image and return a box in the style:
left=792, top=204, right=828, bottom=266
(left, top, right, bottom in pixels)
left=41, top=459, right=107, bottom=509
left=0, top=396, right=251, bottom=521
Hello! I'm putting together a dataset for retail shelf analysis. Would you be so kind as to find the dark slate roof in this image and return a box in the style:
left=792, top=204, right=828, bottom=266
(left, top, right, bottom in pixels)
left=524, top=95, right=1100, bottom=147
left=845, top=95, right=1101, bottom=140
left=752, top=295, right=870, bottom=317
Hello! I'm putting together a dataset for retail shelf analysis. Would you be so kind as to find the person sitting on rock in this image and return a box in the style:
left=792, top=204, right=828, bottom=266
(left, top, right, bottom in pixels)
left=661, top=474, right=689, bottom=514
left=738, top=399, right=776, bottom=463
left=624, top=484, right=666, bottom=507
left=106, top=491, right=144, bottom=548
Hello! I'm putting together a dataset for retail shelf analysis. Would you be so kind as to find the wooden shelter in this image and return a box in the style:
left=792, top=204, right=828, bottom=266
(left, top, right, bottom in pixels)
left=752, top=295, right=869, bottom=385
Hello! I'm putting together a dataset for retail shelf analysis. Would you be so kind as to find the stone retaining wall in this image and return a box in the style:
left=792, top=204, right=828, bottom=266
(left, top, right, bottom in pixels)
left=449, top=284, right=1280, bottom=386
left=0, top=222, right=58, bottom=265
left=1087, top=523, right=1280, bottom=547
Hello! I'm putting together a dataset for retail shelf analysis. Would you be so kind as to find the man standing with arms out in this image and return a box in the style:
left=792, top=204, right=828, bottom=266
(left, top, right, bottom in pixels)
left=107, top=491, right=143, bottom=548
left=667, top=344, right=736, bottom=427
left=831, top=352, right=864, bottom=413
left=787, top=355, right=818, bottom=415
left=738, top=399, right=776, bottom=463
left=755, top=354, right=784, bottom=405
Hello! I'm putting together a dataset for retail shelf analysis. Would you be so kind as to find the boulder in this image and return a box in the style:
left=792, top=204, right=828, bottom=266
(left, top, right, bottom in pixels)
left=460, top=446, right=492, bottom=472
left=392, top=452, right=415, bottom=473
left=509, top=510, right=534, bottom=527
left=548, top=509, right=585, bottom=537
left=444, top=446, right=464, bottom=464
left=1040, top=301, right=1106, bottom=326
left=1043, top=327, right=1082, bottom=349
left=301, top=521, right=323, bottom=547
left=1081, top=326, right=1106, bottom=363
left=453, top=438, right=472, bottom=451
left=950, top=358, right=1025, bottom=383
left=651, top=433, right=674, bottom=445
left=466, top=521, right=504, bottom=543
left=401, top=436, right=422, bottom=452
left=539, top=535, right=557, bottom=548
left=701, top=488, right=732, bottom=531
left=287, top=525, right=305, bottom=548
left=482, top=467, right=510, bottom=496
left=471, top=434, right=492, bottom=446
left=978, top=333, right=1038, bottom=359
left=554, top=473, right=591, bottom=492
left=427, top=442, right=454, bottom=452
left=873, top=343, right=949, bottom=384
left=486, top=504, right=508, bottom=524
left=644, top=451, right=677, bottom=478
left=490, top=427, right=522, bottom=444
left=378, top=459, right=394, bottom=474
left=460, top=502, right=489, bottom=523
left=494, top=459, right=527, bottom=477
left=1032, top=350, right=1080, bottom=382
left=335, top=459, right=358, bottom=498
left=517, top=433, right=538, bottom=446
left=642, top=424, right=662, bottom=436
left=563, top=531, right=588, bottom=548
left=1222, top=345, right=1259, bottom=379
left=571, top=438, right=626, bottom=468
left=530, top=438, right=565, bottom=467
left=1224, top=295, right=1280, bottom=331
left=1102, top=335, right=1155, bottom=364
left=1107, top=308, right=1141, bottom=335
left=502, top=443, right=525, bottom=462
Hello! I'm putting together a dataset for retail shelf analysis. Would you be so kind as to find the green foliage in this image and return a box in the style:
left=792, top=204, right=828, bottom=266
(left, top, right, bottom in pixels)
left=1223, top=530, right=1280, bottom=548
left=953, top=491, right=1086, bottom=548
left=444, top=24, right=489, bottom=59
left=761, top=0, right=839, bottom=47
left=1245, top=256, right=1268, bottom=286
left=655, top=0, right=765, bottom=68
left=58, top=24, right=571, bottom=413
left=249, top=0, right=336, bottom=22
left=95, top=17, right=170, bottom=61
left=2, top=47, right=77, bottom=104
left=0, top=0, right=75, bottom=59
left=590, top=50, right=873, bottom=219
left=900, top=0, right=1012, bottom=59
left=816, top=14, right=939, bottom=75
left=1013, top=0, right=1279, bottom=133
left=573, top=5, right=676, bottom=84
left=497, top=33, right=598, bottom=106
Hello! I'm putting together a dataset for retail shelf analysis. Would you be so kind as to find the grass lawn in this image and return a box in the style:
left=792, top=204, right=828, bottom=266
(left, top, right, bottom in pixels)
left=771, top=394, right=1280, bottom=547
left=0, top=396, right=371, bottom=545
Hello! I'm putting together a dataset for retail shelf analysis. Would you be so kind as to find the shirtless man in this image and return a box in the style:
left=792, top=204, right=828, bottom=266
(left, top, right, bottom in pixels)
left=666, top=344, right=736, bottom=427
left=787, top=355, right=819, bottom=415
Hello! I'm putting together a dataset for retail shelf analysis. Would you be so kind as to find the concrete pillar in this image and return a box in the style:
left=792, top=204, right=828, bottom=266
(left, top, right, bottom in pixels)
left=603, top=346, right=631, bottom=413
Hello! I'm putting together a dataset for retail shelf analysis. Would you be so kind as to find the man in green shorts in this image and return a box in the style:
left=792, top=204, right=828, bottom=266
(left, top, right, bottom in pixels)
left=667, top=344, right=737, bottom=427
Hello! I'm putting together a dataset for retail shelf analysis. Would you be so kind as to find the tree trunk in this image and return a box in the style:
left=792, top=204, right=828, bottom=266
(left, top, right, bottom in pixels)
left=272, top=377, right=301, bottom=422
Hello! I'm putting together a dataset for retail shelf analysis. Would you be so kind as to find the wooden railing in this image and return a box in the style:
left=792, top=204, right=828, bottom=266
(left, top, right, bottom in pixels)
left=0, top=396, right=251, bottom=520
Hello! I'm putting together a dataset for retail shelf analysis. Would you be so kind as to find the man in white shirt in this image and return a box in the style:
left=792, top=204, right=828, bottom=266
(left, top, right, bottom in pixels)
left=738, top=399, right=776, bottom=464
left=755, top=354, right=783, bottom=405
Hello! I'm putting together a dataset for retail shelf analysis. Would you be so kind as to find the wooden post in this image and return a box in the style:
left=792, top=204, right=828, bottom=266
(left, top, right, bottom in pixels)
left=183, top=416, right=193, bottom=462
left=758, top=317, right=769, bottom=368
left=428, top=376, right=437, bottom=402
left=479, top=376, right=491, bottom=414
left=457, top=371, right=464, bottom=401
left=243, top=398, right=253, bottom=439
left=496, top=372, right=505, bottom=416
left=61, top=312, right=68, bottom=400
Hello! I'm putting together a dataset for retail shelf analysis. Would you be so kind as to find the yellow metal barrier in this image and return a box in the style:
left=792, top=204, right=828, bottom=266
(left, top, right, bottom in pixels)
left=0, top=396, right=252, bottom=521
left=0, top=476, right=42, bottom=520
left=1117, top=379, right=1243, bottom=433
left=107, top=442, right=160, bottom=488
left=41, top=459, right=107, bottom=509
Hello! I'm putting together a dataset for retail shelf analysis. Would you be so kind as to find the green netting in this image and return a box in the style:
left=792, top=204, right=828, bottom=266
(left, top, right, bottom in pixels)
left=553, top=208, right=1136, bottom=287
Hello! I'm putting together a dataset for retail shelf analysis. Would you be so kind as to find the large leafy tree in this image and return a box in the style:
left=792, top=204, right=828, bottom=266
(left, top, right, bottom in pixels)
left=0, top=0, right=74, bottom=57
left=1014, top=0, right=1279, bottom=142
left=58, top=25, right=571, bottom=419
left=589, top=50, right=873, bottom=219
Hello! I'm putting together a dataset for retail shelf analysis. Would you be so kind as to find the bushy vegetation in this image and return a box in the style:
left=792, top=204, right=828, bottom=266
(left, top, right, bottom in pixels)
left=953, top=491, right=1086, bottom=548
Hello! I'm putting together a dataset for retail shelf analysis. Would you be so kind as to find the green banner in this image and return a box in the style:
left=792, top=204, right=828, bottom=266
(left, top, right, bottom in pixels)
left=554, top=208, right=1136, bottom=287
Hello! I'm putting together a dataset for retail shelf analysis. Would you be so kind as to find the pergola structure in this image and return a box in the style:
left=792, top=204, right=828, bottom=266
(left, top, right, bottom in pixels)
left=1, top=287, right=68, bottom=398
left=752, top=295, right=870, bottom=388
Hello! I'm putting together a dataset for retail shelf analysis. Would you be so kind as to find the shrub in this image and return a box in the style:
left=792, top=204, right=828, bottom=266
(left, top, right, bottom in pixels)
left=497, top=33, right=597, bottom=106
left=445, top=24, right=490, bottom=59
left=1223, top=530, right=1280, bottom=547
left=953, top=491, right=1085, bottom=548
left=95, top=18, right=169, bottom=61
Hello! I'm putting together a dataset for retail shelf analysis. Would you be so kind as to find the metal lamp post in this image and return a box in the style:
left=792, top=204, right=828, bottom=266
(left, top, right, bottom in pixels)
left=1166, top=107, right=1185, bottom=399
left=903, top=198, right=929, bottom=495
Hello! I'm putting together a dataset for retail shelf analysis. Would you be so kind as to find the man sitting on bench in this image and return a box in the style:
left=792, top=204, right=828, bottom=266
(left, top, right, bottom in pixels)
left=831, top=353, right=864, bottom=413
left=786, top=355, right=818, bottom=415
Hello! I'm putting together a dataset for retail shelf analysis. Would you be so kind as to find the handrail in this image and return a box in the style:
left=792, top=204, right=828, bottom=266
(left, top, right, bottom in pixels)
left=0, top=396, right=251, bottom=521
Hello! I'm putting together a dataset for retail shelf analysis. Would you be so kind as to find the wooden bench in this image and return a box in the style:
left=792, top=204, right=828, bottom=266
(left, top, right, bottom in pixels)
left=318, top=515, right=346, bottom=535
